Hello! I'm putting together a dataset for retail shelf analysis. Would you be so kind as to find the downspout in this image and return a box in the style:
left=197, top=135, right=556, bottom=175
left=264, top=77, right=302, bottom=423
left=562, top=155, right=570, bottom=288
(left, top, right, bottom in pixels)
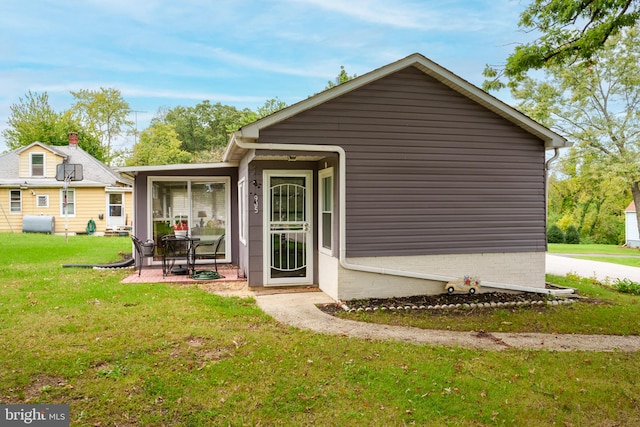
left=233, top=137, right=571, bottom=295
left=545, top=148, right=560, bottom=220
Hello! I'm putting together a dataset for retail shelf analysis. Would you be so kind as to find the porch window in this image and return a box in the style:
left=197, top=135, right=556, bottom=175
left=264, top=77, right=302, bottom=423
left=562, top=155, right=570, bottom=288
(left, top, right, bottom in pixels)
left=150, top=177, right=230, bottom=262
left=30, top=153, right=44, bottom=177
left=10, top=190, right=21, bottom=213
left=319, top=168, right=333, bottom=253
left=60, top=188, right=76, bottom=216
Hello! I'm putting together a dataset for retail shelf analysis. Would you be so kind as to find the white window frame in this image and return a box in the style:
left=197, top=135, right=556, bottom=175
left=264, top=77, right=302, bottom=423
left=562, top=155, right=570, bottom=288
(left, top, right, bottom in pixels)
left=238, top=178, right=247, bottom=245
left=318, top=168, right=334, bottom=255
left=60, top=188, right=76, bottom=217
left=36, top=194, right=49, bottom=208
left=30, top=152, right=45, bottom=177
left=10, top=190, right=22, bottom=213
left=147, top=176, right=232, bottom=264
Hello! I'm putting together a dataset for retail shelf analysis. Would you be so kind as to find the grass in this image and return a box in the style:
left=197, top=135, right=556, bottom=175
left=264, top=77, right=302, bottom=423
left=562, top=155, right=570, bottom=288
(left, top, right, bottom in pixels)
left=1, top=234, right=639, bottom=426
left=547, top=243, right=640, bottom=255
left=337, top=273, right=640, bottom=335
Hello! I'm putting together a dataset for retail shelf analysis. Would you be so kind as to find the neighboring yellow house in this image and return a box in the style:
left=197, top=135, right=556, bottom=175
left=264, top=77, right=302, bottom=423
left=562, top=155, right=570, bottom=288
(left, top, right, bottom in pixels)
left=0, top=140, right=133, bottom=235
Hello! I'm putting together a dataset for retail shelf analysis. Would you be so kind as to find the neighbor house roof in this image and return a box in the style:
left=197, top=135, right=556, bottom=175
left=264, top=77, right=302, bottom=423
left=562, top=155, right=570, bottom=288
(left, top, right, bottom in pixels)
left=0, top=141, right=132, bottom=188
left=224, top=53, right=571, bottom=163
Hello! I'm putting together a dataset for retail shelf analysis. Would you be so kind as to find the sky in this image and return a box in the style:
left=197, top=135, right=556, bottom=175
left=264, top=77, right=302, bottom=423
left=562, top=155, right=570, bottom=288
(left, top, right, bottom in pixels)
left=0, top=0, right=531, bottom=154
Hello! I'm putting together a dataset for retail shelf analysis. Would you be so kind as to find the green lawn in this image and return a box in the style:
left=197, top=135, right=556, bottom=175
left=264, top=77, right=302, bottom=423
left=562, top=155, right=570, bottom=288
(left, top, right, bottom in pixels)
left=1, top=233, right=639, bottom=426
left=548, top=243, right=640, bottom=255
left=548, top=243, right=640, bottom=267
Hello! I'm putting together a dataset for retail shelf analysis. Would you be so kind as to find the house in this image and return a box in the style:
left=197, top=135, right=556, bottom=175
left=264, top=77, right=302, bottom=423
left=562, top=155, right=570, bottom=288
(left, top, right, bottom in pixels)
left=119, top=53, right=571, bottom=300
left=625, top=202, right=639, bottom=247
left=0, top=137, right=133, bottom=235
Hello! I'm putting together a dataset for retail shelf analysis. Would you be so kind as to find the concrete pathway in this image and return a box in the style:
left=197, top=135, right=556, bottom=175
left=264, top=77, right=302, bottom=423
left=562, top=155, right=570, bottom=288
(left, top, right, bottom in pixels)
left=254, top=292, right=640, bottom=352
left=546, top=253, right=640, bottom=283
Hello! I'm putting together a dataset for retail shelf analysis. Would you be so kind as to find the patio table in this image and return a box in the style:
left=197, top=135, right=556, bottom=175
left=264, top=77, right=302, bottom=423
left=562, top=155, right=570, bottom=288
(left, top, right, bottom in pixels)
left=161, top=235, right=199, bottom=277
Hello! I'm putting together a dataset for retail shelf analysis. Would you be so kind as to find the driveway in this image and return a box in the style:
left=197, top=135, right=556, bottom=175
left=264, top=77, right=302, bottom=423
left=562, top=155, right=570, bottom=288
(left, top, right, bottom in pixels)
left=546, top=253, right=640, bottom=283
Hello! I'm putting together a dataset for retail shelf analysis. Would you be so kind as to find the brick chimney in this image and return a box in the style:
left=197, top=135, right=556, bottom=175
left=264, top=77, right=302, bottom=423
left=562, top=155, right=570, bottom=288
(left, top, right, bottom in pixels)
left=68, top=132, right=78, bottom=148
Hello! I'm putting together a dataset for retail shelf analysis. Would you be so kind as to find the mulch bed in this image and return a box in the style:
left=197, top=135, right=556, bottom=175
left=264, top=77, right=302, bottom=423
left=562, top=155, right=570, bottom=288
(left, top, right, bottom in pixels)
left=318, top=291, right=575, bottom=316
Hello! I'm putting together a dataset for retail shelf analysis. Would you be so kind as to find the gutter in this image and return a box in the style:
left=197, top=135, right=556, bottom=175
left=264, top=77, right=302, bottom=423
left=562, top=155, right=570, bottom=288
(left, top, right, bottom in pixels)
left=231, top=135, right=573, bottom=296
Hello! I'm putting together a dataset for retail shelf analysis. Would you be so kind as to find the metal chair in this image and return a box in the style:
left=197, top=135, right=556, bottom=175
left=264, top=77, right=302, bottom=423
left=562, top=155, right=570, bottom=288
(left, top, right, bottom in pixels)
left=190, top=234, right=225, bottom=276
left=131, top=235, right=155, bottom=276
left=161, top=234, right=191, bottom=277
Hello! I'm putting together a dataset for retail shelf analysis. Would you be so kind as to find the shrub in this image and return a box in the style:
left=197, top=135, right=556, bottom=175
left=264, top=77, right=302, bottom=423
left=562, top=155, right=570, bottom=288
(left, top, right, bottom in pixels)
left=612, top=278, right=640, bottom=295
left=565, top=225, right=580, bottom=244
left=547, top=224, right=565, bottom=243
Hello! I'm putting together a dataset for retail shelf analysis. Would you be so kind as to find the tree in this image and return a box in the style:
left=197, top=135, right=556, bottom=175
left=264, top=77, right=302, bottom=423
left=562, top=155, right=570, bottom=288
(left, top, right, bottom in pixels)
left=126, top=122, right=191, bottom=166
left=3, top=91, right=105, bottom=160
left=547, top=224, right=565, bottom=243
left=565, top=225, right=581, bottom=244
left=513, top=28, right=640, bottom=243
left=156, top=101, right=255, bottom=155
left=71, top=88, right=133, bottom=163
left=483, top=0, right=640, bottom=90
left=324, top=66, right=357, bottom=90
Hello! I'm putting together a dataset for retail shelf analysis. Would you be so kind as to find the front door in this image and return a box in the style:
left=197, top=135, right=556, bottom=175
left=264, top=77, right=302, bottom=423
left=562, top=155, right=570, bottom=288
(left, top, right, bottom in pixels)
left=264, top=170, right=313, bottom=285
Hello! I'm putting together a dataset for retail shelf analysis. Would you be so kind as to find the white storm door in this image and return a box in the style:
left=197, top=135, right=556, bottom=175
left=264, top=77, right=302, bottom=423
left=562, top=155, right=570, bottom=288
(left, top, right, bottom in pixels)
left=264, top=170, right=313, bottom=286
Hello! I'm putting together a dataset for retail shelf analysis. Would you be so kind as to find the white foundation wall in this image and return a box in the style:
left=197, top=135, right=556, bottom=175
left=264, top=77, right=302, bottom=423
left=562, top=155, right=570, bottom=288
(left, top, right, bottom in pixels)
left=318, top=252, right=340, bottom=299
left=331, top=252, right=546, bottom=301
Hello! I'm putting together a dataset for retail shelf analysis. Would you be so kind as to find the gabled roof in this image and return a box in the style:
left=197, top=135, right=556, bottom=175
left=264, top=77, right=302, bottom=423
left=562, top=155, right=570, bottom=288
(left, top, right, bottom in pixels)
left=224, top=53, right=570, bottom=162
left=0, top=142, right=132, bottom=188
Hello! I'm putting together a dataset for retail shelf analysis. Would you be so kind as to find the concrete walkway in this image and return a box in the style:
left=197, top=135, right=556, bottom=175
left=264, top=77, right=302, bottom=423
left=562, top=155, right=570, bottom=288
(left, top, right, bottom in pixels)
left=252, top=256, right=640, bottom=352
left=254, top=291, right=640, bottom=352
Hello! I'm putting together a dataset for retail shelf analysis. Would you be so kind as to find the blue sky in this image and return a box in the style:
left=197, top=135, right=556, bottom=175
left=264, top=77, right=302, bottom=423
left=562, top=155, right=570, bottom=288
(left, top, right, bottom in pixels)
left=0, top=0, right=529, bottom=153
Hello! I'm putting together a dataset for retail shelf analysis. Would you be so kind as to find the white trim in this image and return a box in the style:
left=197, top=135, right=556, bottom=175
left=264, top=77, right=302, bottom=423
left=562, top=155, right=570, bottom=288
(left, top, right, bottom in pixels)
left=36, top=194, right=49, bottom=208
left=117, top=162, right=237, bottom=174
left=60, top=188, right=76, bottom=217
left=263, top=170, right=313, bottom=286
left=318, top=167, right=334, bottom=256
left=9, top=189, right=22, bottom=213
left=30, top=152, right=45, bottom=177
left=238, top=177, right=247, bottom=245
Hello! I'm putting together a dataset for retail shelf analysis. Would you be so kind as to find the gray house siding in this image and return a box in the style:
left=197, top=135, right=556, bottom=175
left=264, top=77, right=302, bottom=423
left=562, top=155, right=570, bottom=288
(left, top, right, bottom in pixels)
left=257, top=66, right=547, bottom=258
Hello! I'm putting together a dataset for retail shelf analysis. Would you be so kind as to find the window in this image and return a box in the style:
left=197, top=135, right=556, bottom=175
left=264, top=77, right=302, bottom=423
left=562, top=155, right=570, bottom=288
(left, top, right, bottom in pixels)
left=109, top=193, right=123, bottom=217
left=31, top=153, right=44, bottom=177
left=319, top=168, right=334, bottom=253
left=10, top=190, right=21, bottom=213
left=60, top=188, right=76, bottom=216
left=238, top=178, right=247, bottom=244
left=150, top=177, right=230, bottom=262
left=36, top=195, right=49, bottom=208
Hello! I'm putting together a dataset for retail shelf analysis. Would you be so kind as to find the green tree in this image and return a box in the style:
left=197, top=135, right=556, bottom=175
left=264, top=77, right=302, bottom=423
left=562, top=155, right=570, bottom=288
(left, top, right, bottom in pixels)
left=2, top=91, right=105, bottom=160
left=157, top=101, right=254, bottom=154
left=483, top=0, right=640, bottom=90
left=565, top=225, right=581, bottom=244
left=547, top=224, right=565, bottom=243
left=512, top=28, right=640, bottom=243
left=126, top=122, right=191, bottom=166
left=71, top=87, right=133, bottom=163
left=325, top=66, right=357, bottom=90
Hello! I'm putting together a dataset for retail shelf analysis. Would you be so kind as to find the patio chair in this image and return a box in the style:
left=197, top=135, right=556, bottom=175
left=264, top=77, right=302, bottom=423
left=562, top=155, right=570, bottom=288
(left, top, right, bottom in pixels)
left=161, top=234, right=191, bottom=277
left=190, top=234, right=225, bottom=276
left=131, top=235, right=155, bottom=276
